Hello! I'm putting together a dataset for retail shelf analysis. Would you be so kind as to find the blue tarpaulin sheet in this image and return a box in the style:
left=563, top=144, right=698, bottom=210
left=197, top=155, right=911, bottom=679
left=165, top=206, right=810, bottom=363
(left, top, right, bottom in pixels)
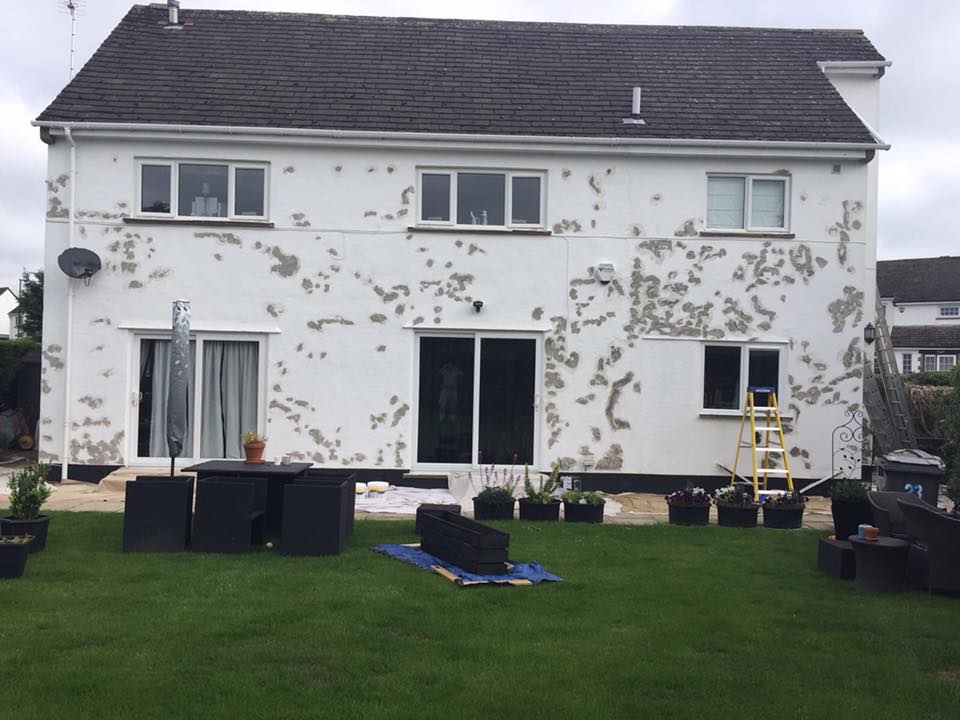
left=373, top=544, right=562, bottom=586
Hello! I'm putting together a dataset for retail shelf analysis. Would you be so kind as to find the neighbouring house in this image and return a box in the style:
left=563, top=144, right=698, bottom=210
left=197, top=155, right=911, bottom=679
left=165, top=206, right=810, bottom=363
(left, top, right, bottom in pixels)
left=32, top=2, right=888, bottom=488
left=878, top=256, right=960, bottom=374
left=0, top=288, right=18, bottom=340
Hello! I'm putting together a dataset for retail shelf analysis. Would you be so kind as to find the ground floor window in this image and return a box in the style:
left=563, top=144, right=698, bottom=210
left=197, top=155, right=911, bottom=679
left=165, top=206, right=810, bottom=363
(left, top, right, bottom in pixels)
left=415, top=333, right=538, bottom=467
left=923, top=354, right=957, bottom=372
left=901, top=353, right=913, bottom=374
left=702, top=344, right=782, bottom=411
left=136, top=335, right=261, bottom=460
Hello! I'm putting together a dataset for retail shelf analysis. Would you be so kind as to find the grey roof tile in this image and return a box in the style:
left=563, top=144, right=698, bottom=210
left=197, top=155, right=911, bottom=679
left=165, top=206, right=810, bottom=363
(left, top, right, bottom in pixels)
left=37, top=4, right=885, bottom=143
left=877, top=257, right=960, bottom=303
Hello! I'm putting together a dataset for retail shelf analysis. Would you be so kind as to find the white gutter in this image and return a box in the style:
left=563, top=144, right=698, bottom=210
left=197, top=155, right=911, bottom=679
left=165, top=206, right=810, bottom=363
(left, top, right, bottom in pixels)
left=32, top=121, right=890, bottom=154
left=818, top=60, right=892, bottom=78
left=61, top=127, right=77, bottom=481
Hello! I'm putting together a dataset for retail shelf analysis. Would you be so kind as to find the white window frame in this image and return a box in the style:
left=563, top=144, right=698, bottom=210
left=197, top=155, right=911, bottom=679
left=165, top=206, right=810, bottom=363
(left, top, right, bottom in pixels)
left=135, top=159, right=270, bottom=221
left=128, top=331, right=268, bottom=466
left=705, top=173, right=791, bottom=233
left=937, top=354, right=957, bottom=372
left=938, top=305, right=959, bottom=318
left=901, top=353, right=913, bottom=374
left=699, top=342, right=788, bottom=415
left=416, top=168, right=547, bottom=230
left=410, top=330, right=543, bottom=471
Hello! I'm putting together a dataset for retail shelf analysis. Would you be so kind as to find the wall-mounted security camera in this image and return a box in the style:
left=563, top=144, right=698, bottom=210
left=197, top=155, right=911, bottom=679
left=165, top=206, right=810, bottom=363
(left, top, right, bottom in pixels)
left=595, top=263, right=615, bottom=284
left=473, top=300, right=484, bottom=312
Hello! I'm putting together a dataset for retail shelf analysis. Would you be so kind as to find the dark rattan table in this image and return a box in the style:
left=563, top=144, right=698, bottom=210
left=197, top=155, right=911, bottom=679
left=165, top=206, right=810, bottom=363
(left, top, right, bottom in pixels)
left=848, top=535, right=909, bottom=593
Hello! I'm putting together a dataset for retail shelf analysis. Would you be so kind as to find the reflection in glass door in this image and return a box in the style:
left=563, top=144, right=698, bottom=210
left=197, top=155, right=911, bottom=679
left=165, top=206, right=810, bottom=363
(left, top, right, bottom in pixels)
left=416, top=334, right=537, bottom=466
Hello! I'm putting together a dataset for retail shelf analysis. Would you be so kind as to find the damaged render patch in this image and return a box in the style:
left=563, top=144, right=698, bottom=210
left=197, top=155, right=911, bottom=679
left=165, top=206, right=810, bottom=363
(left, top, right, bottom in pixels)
left=827, top=286, right=864, bottom=333
left=595, top=444, right=624, bottom=470
left=605, top=372, right=634, bottom=431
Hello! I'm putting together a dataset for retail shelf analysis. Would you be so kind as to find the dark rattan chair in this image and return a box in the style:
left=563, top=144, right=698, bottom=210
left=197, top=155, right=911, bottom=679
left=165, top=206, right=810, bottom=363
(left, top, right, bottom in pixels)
left=297, top=471, right=356, bottom=536
left=192, top=478, right=263, bottom=553
left=123, top=476, right=194, bottom=553
left=897, top=500, right=960, bottom=594
left=281, top=478, right=353, bottom=556
left=868, top=491, right=924, bottom=539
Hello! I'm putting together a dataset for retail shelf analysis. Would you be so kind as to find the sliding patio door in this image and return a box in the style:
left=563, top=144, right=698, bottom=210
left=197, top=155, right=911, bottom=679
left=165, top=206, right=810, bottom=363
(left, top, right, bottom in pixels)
left=415, top=333, right=538, bottom=467
left=134, top=335, right=262, bottom=463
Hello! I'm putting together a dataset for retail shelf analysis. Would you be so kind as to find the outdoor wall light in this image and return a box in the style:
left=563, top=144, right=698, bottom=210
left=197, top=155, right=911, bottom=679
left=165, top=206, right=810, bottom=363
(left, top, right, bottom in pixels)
left=473, top=300, right=484, bottom=312
left=863, top=322, right=876, bottom=345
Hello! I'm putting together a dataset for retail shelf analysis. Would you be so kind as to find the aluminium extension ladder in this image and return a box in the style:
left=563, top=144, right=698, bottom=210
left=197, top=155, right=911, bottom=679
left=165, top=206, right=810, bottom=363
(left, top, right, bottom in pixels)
left=730, top=386, right=794, bottom=501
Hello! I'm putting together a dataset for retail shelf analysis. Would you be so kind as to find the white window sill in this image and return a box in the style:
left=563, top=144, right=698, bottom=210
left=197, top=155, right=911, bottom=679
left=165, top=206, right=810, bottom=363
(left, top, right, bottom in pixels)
left=700, top=229, right=795, bottom=239
left=124, top=217, right=274, bottom=228
left=409, top=225, right=551, bottom=236
left=699, top=409, right=794, bottom=420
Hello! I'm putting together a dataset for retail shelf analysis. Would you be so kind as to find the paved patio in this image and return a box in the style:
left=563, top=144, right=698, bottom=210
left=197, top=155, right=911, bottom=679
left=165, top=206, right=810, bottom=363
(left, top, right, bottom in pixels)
left=0, top=463, right=840, bottom=528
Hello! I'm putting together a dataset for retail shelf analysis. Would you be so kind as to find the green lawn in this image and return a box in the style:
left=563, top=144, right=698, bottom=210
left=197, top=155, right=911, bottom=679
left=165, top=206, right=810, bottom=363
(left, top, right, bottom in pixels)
left=1, top=512, right=958, bottom=719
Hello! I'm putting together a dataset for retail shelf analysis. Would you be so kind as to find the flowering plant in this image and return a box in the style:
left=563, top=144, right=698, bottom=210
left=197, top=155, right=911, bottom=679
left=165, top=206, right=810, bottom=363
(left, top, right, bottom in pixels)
left=0, top=535, right=33, bottom=545
left=471, top=463, right=521, bottom=505
left=665, top=487, right=711, bottom=507
left=714, top=485, right=757, bottom=507
left=762, top=491, right=807, bottom=509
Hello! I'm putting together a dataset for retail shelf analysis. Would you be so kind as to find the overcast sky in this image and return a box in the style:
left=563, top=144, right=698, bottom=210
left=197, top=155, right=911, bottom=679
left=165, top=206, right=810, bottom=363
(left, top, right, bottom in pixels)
left=2, top=0, right=957, bottom=295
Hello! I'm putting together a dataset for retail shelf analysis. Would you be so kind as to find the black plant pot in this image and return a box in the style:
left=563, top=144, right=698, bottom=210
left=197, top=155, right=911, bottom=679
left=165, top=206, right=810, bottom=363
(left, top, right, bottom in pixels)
left=668, top=504, right=710, bottom=526
left=473, top=498, right=515, bottom=521
left=0, top=538, right=32, bottom=579
left=1, top=516, right=50, bottom=553
left=762, top=506, right=804, bottom=529
left=716, top=504, right=759, bottom=528
left=831, top=499, right=872, bottom=540
left=563, top=502, right=605, bottom=523
left=519, top=499, right=561, bottom=522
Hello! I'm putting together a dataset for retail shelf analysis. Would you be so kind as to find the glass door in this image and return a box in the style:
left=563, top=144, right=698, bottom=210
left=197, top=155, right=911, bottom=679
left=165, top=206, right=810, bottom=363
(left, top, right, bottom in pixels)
left=415, top=333, right=538, bottom=467
left=134, top=335, right=261, bottom=463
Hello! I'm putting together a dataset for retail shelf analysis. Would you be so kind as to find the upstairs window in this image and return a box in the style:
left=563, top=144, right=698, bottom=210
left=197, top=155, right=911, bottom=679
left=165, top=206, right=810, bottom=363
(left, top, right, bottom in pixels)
left=939, top=305, right=959, bottom=318
left=137, top=160, right=269, bottom=220
left=418, top=169, right=545, bottom=229
left=706, top=174, right=789, bottom=232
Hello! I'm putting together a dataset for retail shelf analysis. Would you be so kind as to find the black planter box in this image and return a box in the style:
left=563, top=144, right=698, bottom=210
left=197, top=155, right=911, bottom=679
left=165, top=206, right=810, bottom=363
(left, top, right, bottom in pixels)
left=519, top=499, right=561, bottom=522
left=0, top=538, right=32, bottom=579
left=668, top=504, right=709, bottom=526
left=563, top=502, right=604, bottom=523
left=1, top=516, right=50, bottom=553
left=299, top=471, right=357, bottom=536
left=418, top=511, right=509, bottom=575
left=473, top=498, right=515, bottom=521
left=123, top=476, right=194, bottom=553
left=762, top=506, right=804, bottom=529
left=281, top=478, right=353, bottom=556
left=416, top=503, right=462, bottom=535
left=831, top=499, right=872, bottom=541
left=716, top=504, right=759, bottom=528
left=818, top=539, right=856, bottom=580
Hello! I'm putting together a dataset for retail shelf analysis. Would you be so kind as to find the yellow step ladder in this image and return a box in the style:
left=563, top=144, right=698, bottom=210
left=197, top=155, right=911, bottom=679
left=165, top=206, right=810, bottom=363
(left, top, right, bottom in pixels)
left=730, top=386, right=794, bottom=501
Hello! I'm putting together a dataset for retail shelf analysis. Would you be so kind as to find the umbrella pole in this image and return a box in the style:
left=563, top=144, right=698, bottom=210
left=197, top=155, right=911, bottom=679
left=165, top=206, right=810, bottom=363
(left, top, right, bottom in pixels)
left=170, top=456, right=175, bottom=478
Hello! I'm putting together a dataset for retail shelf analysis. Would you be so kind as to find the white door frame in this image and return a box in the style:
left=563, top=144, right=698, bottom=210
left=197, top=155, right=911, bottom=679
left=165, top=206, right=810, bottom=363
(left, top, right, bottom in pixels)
left=125, top=331, right=268, bottom=467
left=410, top=329, right=543, bottom=472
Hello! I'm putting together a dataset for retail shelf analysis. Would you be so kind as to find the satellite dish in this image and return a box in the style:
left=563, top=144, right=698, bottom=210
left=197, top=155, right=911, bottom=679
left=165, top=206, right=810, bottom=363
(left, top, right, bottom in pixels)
left=57, top=248, right=102, bottom=285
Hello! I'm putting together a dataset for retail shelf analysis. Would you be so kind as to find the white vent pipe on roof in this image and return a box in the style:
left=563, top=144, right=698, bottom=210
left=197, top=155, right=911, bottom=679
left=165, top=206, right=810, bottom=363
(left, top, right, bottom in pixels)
left=632, top=87, right=642, bottom=117
left=168, top=0, right=180, bottom=26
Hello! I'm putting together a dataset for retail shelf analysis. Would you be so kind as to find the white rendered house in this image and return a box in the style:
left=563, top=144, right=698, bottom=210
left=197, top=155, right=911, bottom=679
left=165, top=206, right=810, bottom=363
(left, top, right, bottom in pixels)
left=33, top=3, right=889, bottom=489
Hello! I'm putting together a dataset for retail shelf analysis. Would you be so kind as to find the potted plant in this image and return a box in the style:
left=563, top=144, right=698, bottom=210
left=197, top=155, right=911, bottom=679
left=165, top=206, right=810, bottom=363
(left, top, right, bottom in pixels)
left=761, top=491, right=807, bottom=529
left=471, top=464, right=519, bottom=521
left=1, top=463, right=52, bottom=553
left=714, top=485, right=759, bottom=528
left=665, top=486, right=711, bottom=526
left=242, top=430, right=267, bottom=464
left=519, top=464, right=562, bottom=521
left=562, top=490, right=605, bottom=523
left=830, top=479, right=872, bottom=540
left=0, top=535, right=33, bottom=579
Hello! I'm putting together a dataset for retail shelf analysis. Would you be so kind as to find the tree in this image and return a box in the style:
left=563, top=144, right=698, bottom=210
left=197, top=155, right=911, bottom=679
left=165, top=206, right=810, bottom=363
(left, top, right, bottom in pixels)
left=17, top=270, right=43, bottom=342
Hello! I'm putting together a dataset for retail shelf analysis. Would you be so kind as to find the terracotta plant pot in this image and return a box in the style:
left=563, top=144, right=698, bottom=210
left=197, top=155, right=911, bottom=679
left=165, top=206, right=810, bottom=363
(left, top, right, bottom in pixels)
left=243, top=443, right=266, bottom=464
left=667, top=504, right=709, bottom=526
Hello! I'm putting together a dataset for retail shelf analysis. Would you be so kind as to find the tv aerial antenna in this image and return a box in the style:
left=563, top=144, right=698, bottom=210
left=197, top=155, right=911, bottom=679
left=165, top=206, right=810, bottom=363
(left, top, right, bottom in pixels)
left=59, top=0, right=86, bottom=80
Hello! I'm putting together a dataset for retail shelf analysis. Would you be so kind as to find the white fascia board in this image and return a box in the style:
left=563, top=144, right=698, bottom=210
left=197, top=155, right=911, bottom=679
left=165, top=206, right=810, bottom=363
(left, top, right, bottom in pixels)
left=818, top=60, right=892, bottom=77
left=33, top=121, right=889, bottom=157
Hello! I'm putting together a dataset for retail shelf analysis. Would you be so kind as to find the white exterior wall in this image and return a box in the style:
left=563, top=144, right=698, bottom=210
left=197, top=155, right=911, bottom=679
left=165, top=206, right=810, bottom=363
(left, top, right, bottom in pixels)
left=38, top=133, right=876, bottom=481
left=0, top=291, right=17, bottom=338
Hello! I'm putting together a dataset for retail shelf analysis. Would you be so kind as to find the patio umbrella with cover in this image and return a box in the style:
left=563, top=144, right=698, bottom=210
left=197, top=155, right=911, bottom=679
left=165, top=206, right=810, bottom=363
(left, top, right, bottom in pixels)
left=166, top=299, right=191, bottom=477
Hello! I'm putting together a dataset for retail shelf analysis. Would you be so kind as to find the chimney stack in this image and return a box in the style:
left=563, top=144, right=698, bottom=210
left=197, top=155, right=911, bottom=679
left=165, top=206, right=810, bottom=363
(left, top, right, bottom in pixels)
left=168, top=0, right=180, bottom=26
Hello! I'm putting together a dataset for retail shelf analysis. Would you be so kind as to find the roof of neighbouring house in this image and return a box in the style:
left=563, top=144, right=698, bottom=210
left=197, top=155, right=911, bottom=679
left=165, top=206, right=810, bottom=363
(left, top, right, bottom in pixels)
left=0, top=287, right=15, bottom=297
left=891, top=325, right=960, bottom=350
left=877, top=256, right=960, bottom=303
left=35, top=4, right=886, bottom=144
